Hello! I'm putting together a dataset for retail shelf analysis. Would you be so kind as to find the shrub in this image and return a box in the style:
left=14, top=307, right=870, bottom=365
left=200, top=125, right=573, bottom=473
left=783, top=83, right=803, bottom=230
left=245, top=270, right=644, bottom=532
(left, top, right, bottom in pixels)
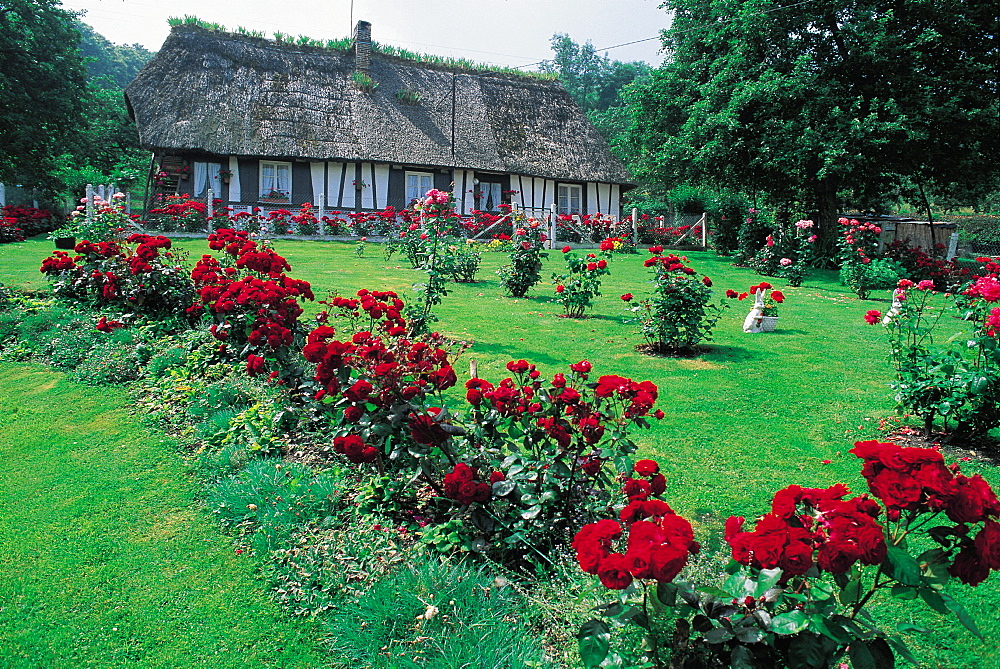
left=71, top=329, right=152, bottom=385
left=2, top=204, right=54, bottom=237
left=496, top=216, right=548, bottom=297
left=302, top=293, right=662, bottom=560
left=708, top=190, right=748, bottom=255
left=734, top=208, right=773, bottom=264
left=552, top=243, right=613, bottom=318
left=865, top=273, right=1000, bottom=437
left=623, top=248, right=734, bottom=354
left=840, top=258, right=904, bottom=299
left=574, top=446, right=1000, bottom=669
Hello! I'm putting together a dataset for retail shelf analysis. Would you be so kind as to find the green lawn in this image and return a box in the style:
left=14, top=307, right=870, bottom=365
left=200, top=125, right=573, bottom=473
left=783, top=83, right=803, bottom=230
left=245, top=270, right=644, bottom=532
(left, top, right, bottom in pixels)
left=2, top=234, right=999, bottom=667
left=0, top=363, right=328, bottom=668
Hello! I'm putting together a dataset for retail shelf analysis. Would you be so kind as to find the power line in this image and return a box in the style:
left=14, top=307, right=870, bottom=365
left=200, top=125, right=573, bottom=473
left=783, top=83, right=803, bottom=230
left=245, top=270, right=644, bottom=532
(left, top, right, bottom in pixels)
left=514, top=0, right=820, bottom=69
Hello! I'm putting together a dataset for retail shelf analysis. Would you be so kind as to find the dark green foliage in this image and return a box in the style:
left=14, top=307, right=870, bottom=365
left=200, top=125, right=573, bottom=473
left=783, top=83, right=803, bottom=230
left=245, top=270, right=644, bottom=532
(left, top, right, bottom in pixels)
left=627, top=0, right=999, bottom=250
left=0, top=0, right=88, bottom=190
left=323, top=556, right=555, bottom=668
left=840, top=258, right=904, bottom=300
left=709, top=190, right=750, bottom=255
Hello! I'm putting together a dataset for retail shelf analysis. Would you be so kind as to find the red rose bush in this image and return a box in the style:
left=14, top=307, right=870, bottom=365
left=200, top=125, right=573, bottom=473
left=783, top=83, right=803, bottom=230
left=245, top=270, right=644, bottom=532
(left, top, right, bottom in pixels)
left=576, top=442, right=1000, bottom=669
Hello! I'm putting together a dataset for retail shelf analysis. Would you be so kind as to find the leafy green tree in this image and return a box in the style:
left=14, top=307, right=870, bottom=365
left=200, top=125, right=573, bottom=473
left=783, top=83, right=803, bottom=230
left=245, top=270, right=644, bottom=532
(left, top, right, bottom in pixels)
left=0, top=0, right=88, bottom=190
left=627, top=0, right=999, bottom=252
left=541, top=34, right=650, bottom=151
left=76, top=21, right=153, bottom=89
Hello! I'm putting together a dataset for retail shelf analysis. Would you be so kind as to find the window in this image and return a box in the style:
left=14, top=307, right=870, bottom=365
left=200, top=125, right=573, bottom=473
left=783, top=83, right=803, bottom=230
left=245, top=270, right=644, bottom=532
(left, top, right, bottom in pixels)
left=474, top=181, right=502, bottom=212
left=260, top=161, right=291, bottom=199
left=406, top=171, right=434, bottom=203
left=557, top=183, right=582, bottom=215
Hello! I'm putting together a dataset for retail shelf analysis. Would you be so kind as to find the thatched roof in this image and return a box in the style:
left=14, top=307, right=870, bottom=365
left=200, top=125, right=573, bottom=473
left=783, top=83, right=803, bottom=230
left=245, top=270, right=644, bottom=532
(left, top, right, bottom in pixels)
left=125, top=25, right=633, bottom=185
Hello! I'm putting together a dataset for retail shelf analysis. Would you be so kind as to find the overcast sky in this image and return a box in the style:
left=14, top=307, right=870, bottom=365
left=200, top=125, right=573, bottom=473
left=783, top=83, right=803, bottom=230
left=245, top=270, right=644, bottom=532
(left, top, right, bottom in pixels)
left=61, top=0, right=672, bottom=69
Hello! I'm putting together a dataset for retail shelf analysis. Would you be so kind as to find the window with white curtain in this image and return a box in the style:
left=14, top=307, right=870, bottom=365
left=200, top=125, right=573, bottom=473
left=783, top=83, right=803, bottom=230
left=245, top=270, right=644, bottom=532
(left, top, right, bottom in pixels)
left=260, top=161, right=292, bottom=199
left=405, top=171, right=434, bottom=203
left=557, top=183, right=582, bottom=215
left=475, top=181, right=502, bottom=212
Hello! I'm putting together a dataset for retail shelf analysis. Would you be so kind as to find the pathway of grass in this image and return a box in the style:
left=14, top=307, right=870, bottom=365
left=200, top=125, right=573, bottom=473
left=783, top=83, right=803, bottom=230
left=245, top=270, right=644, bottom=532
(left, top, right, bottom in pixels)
left=0, top=363, right=328, bottom=668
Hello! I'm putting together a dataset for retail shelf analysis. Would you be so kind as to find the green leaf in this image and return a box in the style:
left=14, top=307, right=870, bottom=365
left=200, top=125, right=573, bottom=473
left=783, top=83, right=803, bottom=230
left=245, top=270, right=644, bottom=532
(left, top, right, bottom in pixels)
left=520, top=504, right=541, bottom=520
left=771, top=610, right=809, bottom=635
left=788, top=632, right=834, bottom=669
left=730, top=645, right=754, bottom=669
left=940, top=591, right=983, bottom=638
left=890, top=585, right=918, bottom=600
left=654, top=582, right=678, bottom=608
left=918, top=587, right=949, bottom=614
left=724, top=572, right=753, bottom=599
left=849, top=638, right=895, bottom=669
left=754, top=568, right=783, bottom=597
left=887, top=635, right=919, bottom=665
left=809, top=615, right=852, bottom=644
left=612, top=455, right=633, bottom=475
left=885, top=544, right=921, bottom=586
left=840, top=577, right=862, bottom=605
left=895, top=623, right=931, bottom=634
left=577, top=619, right=610, bottom=668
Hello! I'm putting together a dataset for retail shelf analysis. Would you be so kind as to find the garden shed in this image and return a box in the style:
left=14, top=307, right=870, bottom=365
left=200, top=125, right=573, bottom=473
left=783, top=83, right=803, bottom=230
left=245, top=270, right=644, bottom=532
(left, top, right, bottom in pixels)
left=125, top=22, right=633, bottom=219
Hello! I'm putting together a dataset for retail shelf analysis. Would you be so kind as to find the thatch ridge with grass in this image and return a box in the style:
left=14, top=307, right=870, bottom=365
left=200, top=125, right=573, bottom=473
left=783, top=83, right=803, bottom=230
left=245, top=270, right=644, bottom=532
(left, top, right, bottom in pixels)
left=125, top=24, right=633, bottom=185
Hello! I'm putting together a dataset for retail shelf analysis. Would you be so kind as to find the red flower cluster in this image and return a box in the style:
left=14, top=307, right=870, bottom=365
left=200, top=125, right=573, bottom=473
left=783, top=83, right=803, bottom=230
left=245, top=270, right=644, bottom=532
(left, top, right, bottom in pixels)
left=574, top=465, right=699, bottom=589
left=643, top=249, right=697, bottom=275
left=304, top=290, right=455, bottom=425
left=850, top=441, right=1000, bottom=585
left=332, top=434, right=379, bottom=464
left=192, top=230, right=313, bottom=353
left=95, top=316, right=125, bottom=333
left=442, top=462, right=492, bottom=505
left=40, top=250, right=80, bottom=274
left=726, top=484, right=886, bottom=578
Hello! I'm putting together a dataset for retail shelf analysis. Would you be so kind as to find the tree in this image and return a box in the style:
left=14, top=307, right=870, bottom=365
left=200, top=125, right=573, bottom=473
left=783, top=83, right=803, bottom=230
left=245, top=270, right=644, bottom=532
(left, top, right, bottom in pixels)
left=627, top=0, right=999, bottom=251
left=0, top=0, right=88, bottom=190
left=540, top=34, right=650, bottom=151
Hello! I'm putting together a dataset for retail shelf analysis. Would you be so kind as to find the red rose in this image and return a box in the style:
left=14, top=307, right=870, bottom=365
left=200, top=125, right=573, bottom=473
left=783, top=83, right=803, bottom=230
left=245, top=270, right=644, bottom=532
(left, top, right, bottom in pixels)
left=864, top=309, right=882, bottom=325
left=597, top=553, right=633, bottom=589
left=570, top=360, right=592, bottom=374
left=649, top=473, right=666, bottom=495
left=555, top=284, right=565, bottom=293
left=949, top=545, right=991, bottom=586
left=702, top=276, right=712, bottom=287
left=562, top=245, right=571, bottom=253
left=648, top=543, right=689, bottom=582
left=621, top=293, right=633, bottom=301
left=597, top=259, right=607, bottom=269
left=770, top=290, right=784, bottom=303
left=634, top=459, right=660, bottom=476
left=624, top=478, right=651, bottom=501
left=947, top=474, right=1000, bottom=524
left=725, top=289, right=738, bottom=298
left=975, top=520, right=1000, bottom=569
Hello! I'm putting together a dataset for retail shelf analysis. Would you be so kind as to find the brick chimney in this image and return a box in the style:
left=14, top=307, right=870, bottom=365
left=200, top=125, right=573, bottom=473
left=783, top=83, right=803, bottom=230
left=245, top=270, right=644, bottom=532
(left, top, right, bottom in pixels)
left=353, top=20, right=371, bottom=71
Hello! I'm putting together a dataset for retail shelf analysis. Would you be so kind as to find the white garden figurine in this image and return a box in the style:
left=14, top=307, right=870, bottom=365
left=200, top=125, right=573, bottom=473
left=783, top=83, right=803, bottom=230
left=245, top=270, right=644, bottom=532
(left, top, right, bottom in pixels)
left=743, top=289, right=766, bottom=333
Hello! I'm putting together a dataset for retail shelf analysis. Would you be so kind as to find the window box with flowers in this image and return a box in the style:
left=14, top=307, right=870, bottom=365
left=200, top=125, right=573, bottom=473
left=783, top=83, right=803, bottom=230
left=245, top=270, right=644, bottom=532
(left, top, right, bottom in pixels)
left=217, top=168, right=233, bottom=184
left=259, top=160, right=291, bottom=203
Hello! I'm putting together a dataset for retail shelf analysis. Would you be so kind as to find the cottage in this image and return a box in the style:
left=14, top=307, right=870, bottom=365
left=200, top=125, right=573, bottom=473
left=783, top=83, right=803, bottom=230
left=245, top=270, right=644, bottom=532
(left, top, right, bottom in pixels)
left=125, top=22, right=634, bottom=222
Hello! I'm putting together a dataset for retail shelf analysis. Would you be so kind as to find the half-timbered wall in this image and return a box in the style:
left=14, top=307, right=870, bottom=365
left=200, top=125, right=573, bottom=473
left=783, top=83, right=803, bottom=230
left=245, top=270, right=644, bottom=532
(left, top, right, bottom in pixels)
left=172, top=155, right=623, bottom=218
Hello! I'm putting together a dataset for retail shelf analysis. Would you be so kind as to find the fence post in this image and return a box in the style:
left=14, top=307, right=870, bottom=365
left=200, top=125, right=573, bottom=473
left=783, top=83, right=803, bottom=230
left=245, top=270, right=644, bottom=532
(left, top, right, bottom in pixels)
left=549, top=203, right=557, bottom=249
left=946, top=232, right=959, bottom=261
left=207, top=188, right=214, bottom=233
left=701, top=212, right=708, bottom=248
left=125, top=191, right=131, bottom=215
left=316, top=193, right=325, bottom=227
left=631, top=208, right=638, bottom=244
left=86, top=184, right=94, bottom=221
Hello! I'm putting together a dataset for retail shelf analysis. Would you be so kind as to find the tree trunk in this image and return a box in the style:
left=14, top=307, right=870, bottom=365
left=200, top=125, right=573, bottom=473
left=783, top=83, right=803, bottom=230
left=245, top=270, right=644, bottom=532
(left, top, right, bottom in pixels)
left=809, top=176, right=841, bottom=265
